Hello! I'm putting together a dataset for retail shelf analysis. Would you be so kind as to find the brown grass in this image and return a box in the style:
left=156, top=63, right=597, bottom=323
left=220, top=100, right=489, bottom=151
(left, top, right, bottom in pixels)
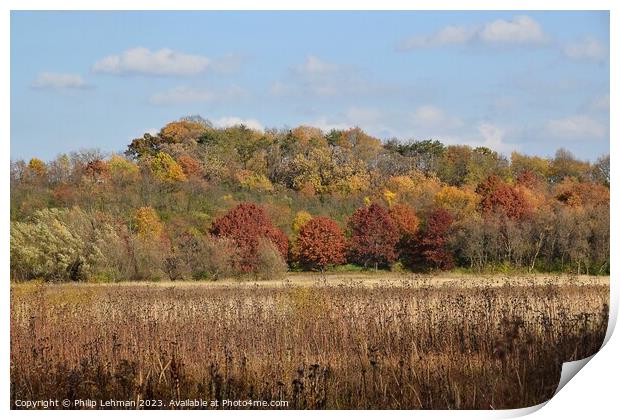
left=10, top=276, right=609, bottom=409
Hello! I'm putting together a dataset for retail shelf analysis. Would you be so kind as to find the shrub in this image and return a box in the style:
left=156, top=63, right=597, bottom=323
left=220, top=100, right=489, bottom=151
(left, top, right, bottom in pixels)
left=255, top=238, right=288, bottom=281
left=10, top=208, right=122, bottom=281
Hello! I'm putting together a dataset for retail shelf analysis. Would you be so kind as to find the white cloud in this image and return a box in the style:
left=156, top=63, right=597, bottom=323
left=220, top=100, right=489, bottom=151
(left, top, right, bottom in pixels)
left=433, top=124, right=518, bottom=155
left=213, top=117, right=264, bottom=132
left=31, top=72, right=89, bottom=90
left=479, top=15, right=546, bottom=45
left=476, top=123, right=517, bottom=154
left=271, top=55, right=383, bottom=98
left=297, top=106, right=525, bottom=158
left=398, top=15, right=547, bottom=50
left=305, top=105, right=469, bottom=145
left=563, top=37, right=607, bottom=61
left=545, top=115, right=606, bottom=139
left=304, top=117, right=352, bottom=133
left=302, top=108, right=386, bottom=134
left=411, top=105, right=463, bottom=128
left=398, top=25, right=476, bottom=49
left=294, top=55, right=338, bottom=76
left=272, top=55, right=343, bottom=97
left=93, top=47, right=212, bottom=76
left=149, top=85, right=249, bottom=106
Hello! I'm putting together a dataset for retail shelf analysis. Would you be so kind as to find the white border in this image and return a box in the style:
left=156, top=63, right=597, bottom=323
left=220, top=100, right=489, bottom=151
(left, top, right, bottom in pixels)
left=1, top=1, right=616, bottom=419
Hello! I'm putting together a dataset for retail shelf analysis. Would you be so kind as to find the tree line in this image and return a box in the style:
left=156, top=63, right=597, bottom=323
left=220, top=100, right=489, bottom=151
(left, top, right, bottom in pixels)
left=10, top=116, right=610, bottom=281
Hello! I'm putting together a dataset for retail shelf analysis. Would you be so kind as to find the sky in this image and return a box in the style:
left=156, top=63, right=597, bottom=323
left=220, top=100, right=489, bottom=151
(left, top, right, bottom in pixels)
left=10, top=11, right=610, bottom=161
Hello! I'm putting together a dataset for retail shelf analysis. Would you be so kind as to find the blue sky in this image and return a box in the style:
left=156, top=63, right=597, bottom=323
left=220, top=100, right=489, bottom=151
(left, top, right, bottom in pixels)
left=11, top=11, right=609, bottom=161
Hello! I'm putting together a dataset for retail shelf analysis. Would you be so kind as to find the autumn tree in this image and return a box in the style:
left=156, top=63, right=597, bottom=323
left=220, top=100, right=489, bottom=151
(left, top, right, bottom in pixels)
left=148, top=152, right=187, bottom=184
left=159, top=120, right=207, bottom=144
left=108, top=155, right=140, bottom=185
left=476, top=175, right=531, bottom=220
left=511, top=152, right=550, bottom=181
left=135, top=206, right=163, bottom=240
left=388, top=203, right=420, bottom=265
left=291, top=210, right=313, bottom=235
left=515, top=169, right=543, bottom=190
left=434, top=186, right=479, bottom=223
left=414, top=208, right=455, bottom=270
left=555, top=178, right=610, bottom=209
left=549, top=148, right=591, bottom=183
left=347, top=203, right=399, bottom=269
left=331, top=127, right=383, bottom=163
left=235, top=170, right=274, bottom=192
left=126, top=120, right=208, bottom=160
left=84, top=159, right=110, bottom=183
left=177, top=155, right=203, bottom=178
left=437, top=145, right=472, bottom=186
left=389, top=203, right=419, bottom=239
left=385, top=139, right=445, bottom=175
left=296, top=216, right=346, bottom=271
left=464, top=147, right=509, bottom=186
left=384, top=172, right=442, bottom=214
left=591, top=154, right=610, bottom=187
left=210, top=203, right=288, bottom=273
left=126, top=133, right=163, bottom=160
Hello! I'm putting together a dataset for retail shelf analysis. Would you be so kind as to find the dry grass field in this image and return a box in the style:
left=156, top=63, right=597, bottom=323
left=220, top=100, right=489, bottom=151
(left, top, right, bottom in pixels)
left=10, top=274, right=609, bottom=409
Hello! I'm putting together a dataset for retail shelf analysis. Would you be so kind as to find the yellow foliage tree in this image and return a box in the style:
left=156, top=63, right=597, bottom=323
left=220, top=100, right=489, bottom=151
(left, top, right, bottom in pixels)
left=149, top=152, right=187, bottom=184
left=511, top=152, right=550, bottom=180
left=135, top=207, right=163, bottom=240
left=386, top=172, right=442, bottom=212
left=291, top=126, right=327, bottom=149
left=292, top=210, right=313, bottom=235
left=434, top=186, right=479, bottom=223
left=383, top=189, right=397, bottom=208
left=159, top=120, right=207, bottom=144
left=386, top=176, right=416, bottom=195
left=108, top=155, right=139, bottom=183
left=236, top=170, right=274, bottom=192
left=28, top=158, right=47, bottom=178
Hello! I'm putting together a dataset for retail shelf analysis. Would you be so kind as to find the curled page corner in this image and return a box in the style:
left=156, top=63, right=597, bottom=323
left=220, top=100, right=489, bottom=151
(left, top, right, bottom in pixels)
left=554, top=355, right=595, bottom=396
left=495, top=352, right=603, bottom=418
left=495, top=401, right=548, bottom=418
left=602, top=301, right=617, bottom=348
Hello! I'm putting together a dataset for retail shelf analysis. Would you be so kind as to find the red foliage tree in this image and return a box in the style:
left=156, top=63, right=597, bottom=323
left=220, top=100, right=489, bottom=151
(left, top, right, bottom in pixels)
left=210, top=203, right=288, bottom=273
left=416, top=208, right=455, bottom=270
left=476, top=175, right=531, bottom=220
left=347, top=203, right=399, bottom=269
left=297, top=216, right=346, bottom=271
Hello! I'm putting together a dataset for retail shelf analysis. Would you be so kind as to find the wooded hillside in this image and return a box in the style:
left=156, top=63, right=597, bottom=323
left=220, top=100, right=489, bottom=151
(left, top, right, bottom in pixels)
left=10, top=116, right=610, bottom=281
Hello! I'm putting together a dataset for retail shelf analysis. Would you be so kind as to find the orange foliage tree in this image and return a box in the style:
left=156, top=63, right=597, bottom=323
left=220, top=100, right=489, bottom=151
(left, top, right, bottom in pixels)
left=296, top=216, right=346, bottom=271
left=476, top=175, right=531, bottom=220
